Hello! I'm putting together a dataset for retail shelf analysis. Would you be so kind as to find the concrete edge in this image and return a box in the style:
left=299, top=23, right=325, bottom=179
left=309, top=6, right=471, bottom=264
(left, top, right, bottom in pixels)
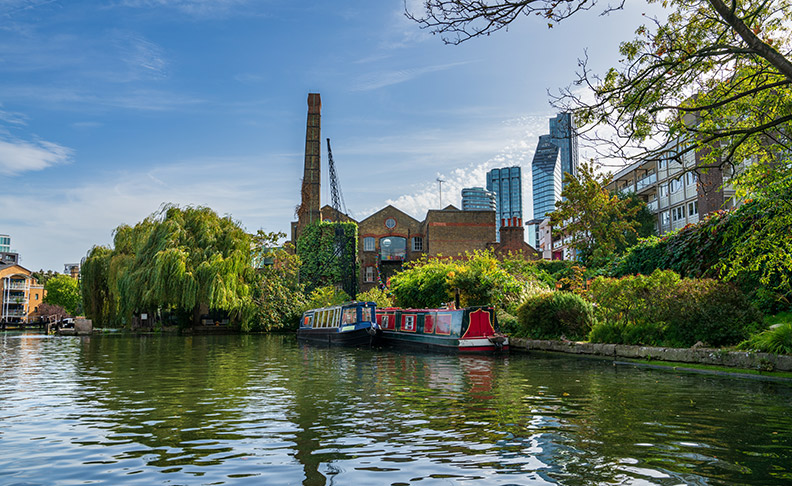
left=510, top=338, right=792, bottom=372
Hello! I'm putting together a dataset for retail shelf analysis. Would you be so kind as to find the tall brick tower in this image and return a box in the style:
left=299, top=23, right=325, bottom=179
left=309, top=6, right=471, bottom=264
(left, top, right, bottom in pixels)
left=296, top=93, right=322, bottom=237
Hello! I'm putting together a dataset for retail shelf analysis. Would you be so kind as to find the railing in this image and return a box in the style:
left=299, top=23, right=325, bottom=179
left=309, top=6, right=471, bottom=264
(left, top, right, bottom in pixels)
left=5, top=282, right=28, bottom=290
left=636, top=173, right=657, bottom=191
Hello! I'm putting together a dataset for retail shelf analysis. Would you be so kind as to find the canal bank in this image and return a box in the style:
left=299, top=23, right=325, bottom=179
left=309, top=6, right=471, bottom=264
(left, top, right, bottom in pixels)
left=510, top=337, right=792, bottom=372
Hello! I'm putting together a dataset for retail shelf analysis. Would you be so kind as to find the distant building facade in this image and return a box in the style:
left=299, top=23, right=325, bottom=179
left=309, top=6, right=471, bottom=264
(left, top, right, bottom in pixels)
left=1, top=257, right=45, bottom=324
left=0, top=234, right=10, bottom=254
left=486, top=166, right=522, bottom=241
left=323, top=205, right=540, bottom=293
left=64, top=263, right=81, bottom=279
left=461, top=187, right=496, bottom=211
left=607, top=142, right=742, bottom=235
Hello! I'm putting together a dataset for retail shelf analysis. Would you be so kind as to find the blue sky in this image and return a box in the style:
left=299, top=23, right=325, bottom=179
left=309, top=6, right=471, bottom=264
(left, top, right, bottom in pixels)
left=1, top=0, right=659, bottom=272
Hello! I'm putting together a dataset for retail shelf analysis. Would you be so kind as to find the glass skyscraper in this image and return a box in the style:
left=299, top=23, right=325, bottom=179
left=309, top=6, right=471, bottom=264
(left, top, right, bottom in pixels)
left=530, top=113, right=579, bottom=246
left=486, top=166, right=522, bottom=241
left=549, top=112, right=579, bottom=183
left=461, top=187, right=497, bottom=211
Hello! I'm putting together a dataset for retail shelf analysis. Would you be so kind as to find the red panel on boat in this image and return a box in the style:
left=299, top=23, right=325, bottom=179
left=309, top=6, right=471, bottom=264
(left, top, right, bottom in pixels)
left=462, top=309, right=495, bottom=339
left=424, top=314, right=434, bottom=334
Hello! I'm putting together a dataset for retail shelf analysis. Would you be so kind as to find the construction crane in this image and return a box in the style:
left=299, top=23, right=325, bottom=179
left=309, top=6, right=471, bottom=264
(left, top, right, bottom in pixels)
left=325, top=138, right=356, bottom=296
left=326, top=138, right=348, bottom=221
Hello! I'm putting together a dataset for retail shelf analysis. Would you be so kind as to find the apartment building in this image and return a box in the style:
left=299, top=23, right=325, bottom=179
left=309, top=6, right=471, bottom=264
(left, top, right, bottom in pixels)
left=607, top=146, right=740, bottom=235
left=1, top=254, right=45, bottom=324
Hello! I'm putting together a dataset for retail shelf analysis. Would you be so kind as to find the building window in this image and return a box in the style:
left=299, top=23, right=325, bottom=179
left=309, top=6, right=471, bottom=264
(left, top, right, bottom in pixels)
left=380, top=237, right=407, bottom=261
left=670, top=177, right=682, bottom=193
left=384, top=217, right=397, bottom=229
left=672, top=205, right=686, bottom=221
left=685, top=171, right=697, bottom=186
left=658, top=183, right=667, bottom=197
left=363, top=237, right=375, bottom=252
left=412, top=236, right=423, bottom=252
left=658, top=159, right=667, bottom=169
left=661, top=211, right=670, bottom=226
left=688, top=201, right=698, bottom=216
left=364, top=266, right=375, bottom=283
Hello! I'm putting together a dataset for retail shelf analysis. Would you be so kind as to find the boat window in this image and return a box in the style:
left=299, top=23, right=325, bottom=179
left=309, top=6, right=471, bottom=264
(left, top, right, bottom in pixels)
left=361, top=307, right=372, bottom=322
left=424, top=313, right=435, bottom=334
left=343, top=308, right=356, bottom=324
left=436, top=313, right=452, bottom=335
left=402, top=314, right=417, bottom=332
left=321, top=310, right=329, bottom=328
left=303, top=315, right=312, bottom=328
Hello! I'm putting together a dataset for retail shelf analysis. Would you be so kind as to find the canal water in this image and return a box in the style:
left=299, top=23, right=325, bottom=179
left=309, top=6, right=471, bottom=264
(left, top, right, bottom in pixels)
left=1, top=333, right=790, bottom=486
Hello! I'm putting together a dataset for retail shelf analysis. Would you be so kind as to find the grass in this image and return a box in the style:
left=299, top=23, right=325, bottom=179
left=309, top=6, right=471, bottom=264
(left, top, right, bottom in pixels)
left=738, top=312, right=792, bottom=355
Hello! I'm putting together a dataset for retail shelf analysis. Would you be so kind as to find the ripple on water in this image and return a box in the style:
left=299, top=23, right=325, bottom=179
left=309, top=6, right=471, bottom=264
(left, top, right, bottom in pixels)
left=1, top=333, right=791, bottom=485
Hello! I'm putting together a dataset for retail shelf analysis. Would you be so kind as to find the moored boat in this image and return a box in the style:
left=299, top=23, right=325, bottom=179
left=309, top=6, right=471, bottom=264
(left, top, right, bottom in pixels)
left=375, top=305, right=508, bottom=353
left=297, top=301, right=379, bottom=346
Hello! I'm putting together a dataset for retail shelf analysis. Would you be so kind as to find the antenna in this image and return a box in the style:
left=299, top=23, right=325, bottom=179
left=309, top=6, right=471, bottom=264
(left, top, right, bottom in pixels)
left=436, top=177, right=445, bottom=208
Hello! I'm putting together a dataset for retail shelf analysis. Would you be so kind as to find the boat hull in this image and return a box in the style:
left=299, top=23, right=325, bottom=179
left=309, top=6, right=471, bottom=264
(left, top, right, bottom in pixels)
left=296, top=327, right=378, bottom=346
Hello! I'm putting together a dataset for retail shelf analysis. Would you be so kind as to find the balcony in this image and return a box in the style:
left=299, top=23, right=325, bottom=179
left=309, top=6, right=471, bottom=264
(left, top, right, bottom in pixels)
left=647, top=200, right=659, bottom=212
left=5, top=282, right=28, bottom=290
left=636, top=173, right=657, bottom=191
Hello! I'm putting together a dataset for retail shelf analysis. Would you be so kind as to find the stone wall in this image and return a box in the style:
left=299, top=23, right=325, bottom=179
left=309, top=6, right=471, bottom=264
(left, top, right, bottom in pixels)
left=511, top=338, right=792, bottom=372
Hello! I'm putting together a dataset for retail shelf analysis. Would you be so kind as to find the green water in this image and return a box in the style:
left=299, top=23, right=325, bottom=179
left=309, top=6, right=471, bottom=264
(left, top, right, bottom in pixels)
left=0, top=332, right=790, bottom=485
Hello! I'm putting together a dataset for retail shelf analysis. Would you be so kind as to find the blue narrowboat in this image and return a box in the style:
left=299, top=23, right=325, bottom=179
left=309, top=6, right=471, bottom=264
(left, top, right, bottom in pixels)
left=297, top=301, right=380, bottom=346
left=375, top=305, right=508, bottom=353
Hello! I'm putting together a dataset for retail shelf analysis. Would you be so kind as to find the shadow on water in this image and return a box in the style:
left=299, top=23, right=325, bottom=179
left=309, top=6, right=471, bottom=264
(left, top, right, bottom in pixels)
left=0, top=332, right=790, bottom=485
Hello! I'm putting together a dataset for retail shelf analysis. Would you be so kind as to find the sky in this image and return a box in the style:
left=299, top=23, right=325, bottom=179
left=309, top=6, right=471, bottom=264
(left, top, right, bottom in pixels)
left=0, top=0, right=662, bottom=272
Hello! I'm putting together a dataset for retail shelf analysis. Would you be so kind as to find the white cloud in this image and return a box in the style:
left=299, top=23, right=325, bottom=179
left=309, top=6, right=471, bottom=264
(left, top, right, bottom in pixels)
left=352, top=115, right=546, bottom=220
left=350, top=61, right=474, bottom=92
left=115, top=0, right=254, bottom=17
left=0, top=137, right=72, bottom=175
left=0, top=155, right=300, bottom=271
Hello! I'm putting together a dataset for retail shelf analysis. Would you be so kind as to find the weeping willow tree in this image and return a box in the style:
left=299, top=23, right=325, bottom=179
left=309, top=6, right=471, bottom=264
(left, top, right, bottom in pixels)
left=80, top=205, right=257, bottom=329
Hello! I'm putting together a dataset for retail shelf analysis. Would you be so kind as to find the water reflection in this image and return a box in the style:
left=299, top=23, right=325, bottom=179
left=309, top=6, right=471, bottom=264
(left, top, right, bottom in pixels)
left=0, top=333, right=790, bottom=485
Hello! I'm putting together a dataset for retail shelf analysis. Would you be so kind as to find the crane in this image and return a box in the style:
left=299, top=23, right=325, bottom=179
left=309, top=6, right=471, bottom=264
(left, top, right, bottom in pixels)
left=326, top=138, right=348, bottom=221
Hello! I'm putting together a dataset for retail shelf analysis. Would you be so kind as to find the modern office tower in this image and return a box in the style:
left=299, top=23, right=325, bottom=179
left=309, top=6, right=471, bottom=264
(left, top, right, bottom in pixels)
left=461, top=187, right=497, bottom=211
left=486, top=166, right=522, bottom=241
left=0, top=234, right=10, bottom=253
left=549, top=112, right=579, bottom=184
left=529, top=113, right=578, bottom=248
left=531, top=135, right=563, bottom=244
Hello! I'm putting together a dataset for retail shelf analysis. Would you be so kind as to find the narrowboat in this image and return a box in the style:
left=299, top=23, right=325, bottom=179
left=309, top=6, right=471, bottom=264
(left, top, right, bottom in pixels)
left=375, top=306, right=508, bottom=353
left=297, top=301, right=380, bottom=346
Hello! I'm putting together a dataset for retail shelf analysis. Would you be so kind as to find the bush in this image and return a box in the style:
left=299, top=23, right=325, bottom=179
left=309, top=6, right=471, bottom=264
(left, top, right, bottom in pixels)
left=516, top=291, right=596, bottom=340
left=304, top=286, right=350, bottom=309
left=355, top=287, right=394, bottom=308
left=739, top=322, right=792, bottom=355
left=587, top=270, right=762, bottom=347
left=496, top=309, right=519, bottom=335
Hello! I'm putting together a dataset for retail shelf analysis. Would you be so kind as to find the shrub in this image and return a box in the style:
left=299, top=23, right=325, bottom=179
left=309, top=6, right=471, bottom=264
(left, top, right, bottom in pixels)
left=304, top=286, right=350, bottom=310
left=496, top=309, right=519, bottom=335
left=739, top=322, right=792, bottom=355
left=355, top=287, right=394, bottom=308
left=389, top=257, right=458, bottom=308
left=516, top=291, right=596, bottom=340
left=587, top=270, right=762, bottom=347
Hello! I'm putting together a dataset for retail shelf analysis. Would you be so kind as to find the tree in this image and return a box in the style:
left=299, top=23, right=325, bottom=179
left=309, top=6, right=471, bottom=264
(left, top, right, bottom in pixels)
left=616, top=191, right=656, bottom=252
left=250, top=231, right=308, bottom=331
left=410, top=0, right=792, bottom=175
left=37, top=302, right=68, bottom=322
left=32, top=269, right=58, bottom=286
left=548, top=162, right=643, bottom=267
left=80, top=205, right=257, bottom=328
left=44, top=274, right=82, bottom=316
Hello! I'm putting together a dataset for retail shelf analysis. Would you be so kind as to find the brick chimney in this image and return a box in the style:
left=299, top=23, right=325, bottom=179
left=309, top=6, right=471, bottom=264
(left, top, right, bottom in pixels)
left=297, top=93, right=322, bottom=236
